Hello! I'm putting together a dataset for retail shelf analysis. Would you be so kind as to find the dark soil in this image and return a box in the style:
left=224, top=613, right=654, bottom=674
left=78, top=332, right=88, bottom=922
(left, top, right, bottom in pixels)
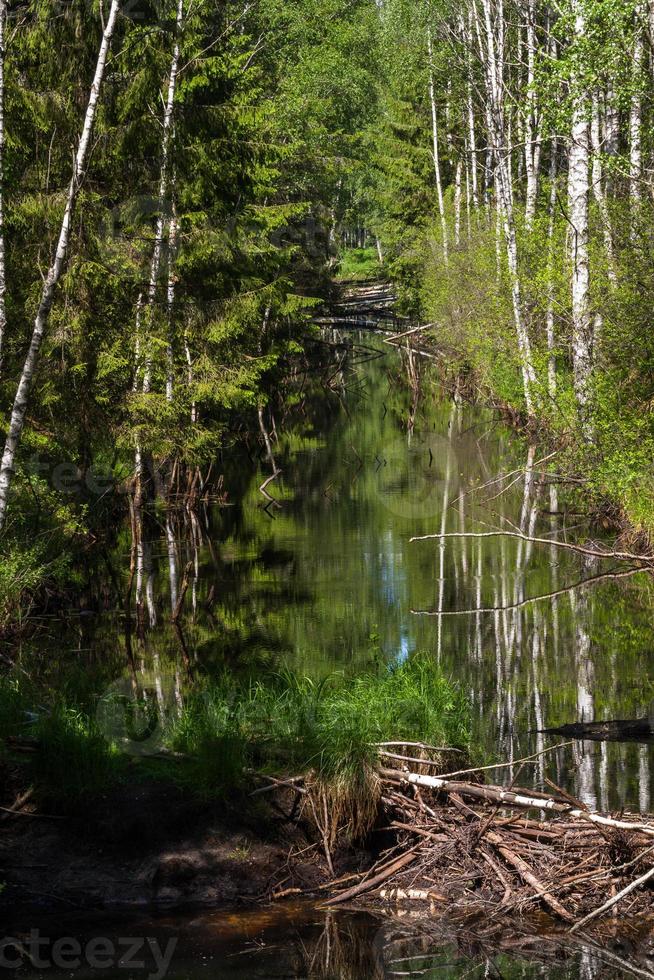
left=0, top=776, right=365, bottom=917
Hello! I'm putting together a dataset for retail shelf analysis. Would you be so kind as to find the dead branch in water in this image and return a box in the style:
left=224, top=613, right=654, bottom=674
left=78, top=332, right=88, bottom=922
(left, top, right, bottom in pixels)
left=410, top=528, right=654, bottom=563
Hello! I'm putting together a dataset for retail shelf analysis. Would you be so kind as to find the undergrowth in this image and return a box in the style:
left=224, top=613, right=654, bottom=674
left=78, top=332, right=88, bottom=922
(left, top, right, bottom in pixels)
left=0, top=656, right=469, bottom=835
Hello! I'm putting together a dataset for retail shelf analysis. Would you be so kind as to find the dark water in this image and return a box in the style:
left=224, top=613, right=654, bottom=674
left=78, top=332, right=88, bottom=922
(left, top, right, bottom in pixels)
left=10, top=333, right=654, bottom=977
left=6, top=903, right=654, bottom=978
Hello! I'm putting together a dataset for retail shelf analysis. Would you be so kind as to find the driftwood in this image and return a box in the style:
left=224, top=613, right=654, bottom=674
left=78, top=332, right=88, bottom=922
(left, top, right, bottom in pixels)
left=316, top=747, right=654, bottom=929
left=540, top=717, right=654, bottom=743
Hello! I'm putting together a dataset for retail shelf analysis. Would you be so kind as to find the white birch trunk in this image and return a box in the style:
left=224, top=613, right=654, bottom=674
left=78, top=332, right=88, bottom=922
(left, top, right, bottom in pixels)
left=184, top=332, right=197, bottom=423
left=524, top=0, right=540, bottom=228
left=0, top=0, right=121, bottom=530
left=603, top=85, right=619, bottom=159
left=454, top=159, right=462, bottom=246
left=590, top=94, right=617, bottom=286
left=427, top=28, right=449, bottom=266
left=568, top=0, right=593, bottom=419
left=629, top=4, right=644, bottom=214
left=142, top=0, right=183, bottom=381
left=135, top=0, right=183, bottom=496
left=165, top=208, right=178, bottom=404
left=546, top=139, right=558, bottom=400
left=465, top=151, right=472, bottom=238
left=476, top=0, right=537, bottom=414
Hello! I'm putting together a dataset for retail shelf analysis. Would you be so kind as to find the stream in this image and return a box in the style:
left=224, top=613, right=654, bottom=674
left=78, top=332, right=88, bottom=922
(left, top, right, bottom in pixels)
left=11, top=330, right=654, bottom=977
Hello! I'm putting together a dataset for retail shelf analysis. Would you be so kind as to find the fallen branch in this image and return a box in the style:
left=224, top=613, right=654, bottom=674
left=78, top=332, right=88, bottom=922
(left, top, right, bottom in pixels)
left=486, top=831, right=575, bottom=922
left=324, top=849, right=421, bottom=906
left=569, top=864, right=654, bottom=933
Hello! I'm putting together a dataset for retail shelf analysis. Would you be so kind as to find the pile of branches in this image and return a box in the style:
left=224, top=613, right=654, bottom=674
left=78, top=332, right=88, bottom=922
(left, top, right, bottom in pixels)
left=315, top=742, right=654, bottom=931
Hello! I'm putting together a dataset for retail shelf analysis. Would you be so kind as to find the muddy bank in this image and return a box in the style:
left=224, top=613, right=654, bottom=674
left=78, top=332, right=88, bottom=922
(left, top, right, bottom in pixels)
left=0, top=778, right=365, bottom=916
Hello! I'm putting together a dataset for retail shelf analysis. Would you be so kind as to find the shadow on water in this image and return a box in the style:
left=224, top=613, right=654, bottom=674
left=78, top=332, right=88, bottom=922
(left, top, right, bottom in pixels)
left=6, top=903, right=654, bottom=978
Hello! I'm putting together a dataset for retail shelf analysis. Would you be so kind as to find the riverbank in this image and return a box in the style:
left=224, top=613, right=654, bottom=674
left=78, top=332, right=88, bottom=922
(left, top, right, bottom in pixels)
left=4, top=738, right=654, bottom=937
left=0, top=779, right=337, bottom=912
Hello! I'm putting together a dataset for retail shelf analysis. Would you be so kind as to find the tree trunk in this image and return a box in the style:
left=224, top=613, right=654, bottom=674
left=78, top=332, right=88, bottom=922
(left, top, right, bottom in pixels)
left=427, top=28, right=449, bottom=266
left=546, top=139, right=558, bottom=400
left=477, top=0, right=537, bottom=414
left=568, top=0, right=593, bottom=421
left=166, top=207, right=178, bottom=404
left=590, top=93, right=617, bottom=286
left=629, top=4, right=644, bottom=216
left=141, top=0, right=184, bottom=383
left=454, top=159, right=462, bottom=246
left=0, top=0, right=122, bottom=530
left=524, top=0, right=540, bottom=228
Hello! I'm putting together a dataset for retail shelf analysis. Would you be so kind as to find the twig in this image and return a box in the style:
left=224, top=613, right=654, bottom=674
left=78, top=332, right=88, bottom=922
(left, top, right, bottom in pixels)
left=323, top=849, right=422, bottom=906
left=437, top=742, right=574, bottom=780
left=486, top=831, right=575, bottom=922
left=570, top=864, right=654, bottom=933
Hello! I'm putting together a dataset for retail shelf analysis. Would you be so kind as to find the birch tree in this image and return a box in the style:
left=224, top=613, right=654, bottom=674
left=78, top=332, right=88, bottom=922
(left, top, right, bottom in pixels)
left=138, top=0, right=184, bottom=396
left=590, top=93, right=617, bottom=286
left=567, top=0, right=593, bottom=420
left=629, top=3, right=644, bottom=214
left=427, top=27, right=449, bottom=266
left=474, top=0, right=537, bottom=414
left=0, top=0, right=122, bottom=531
left=523, top=0, right=540, bottom=228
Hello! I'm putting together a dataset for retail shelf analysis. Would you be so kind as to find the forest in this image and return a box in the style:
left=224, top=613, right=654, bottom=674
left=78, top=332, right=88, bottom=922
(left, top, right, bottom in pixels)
left=2, top=0, right=654, bottom=975
left=0, top=0, right=653, bottom=612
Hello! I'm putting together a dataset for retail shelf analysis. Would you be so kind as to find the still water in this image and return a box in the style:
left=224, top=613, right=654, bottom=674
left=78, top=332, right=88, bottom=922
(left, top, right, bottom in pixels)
left=14, top=333, right=654, bottom=977
left=8, top=902, right=654, bottom=978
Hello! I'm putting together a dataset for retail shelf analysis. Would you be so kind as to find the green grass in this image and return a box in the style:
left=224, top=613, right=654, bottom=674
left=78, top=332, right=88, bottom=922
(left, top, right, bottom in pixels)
left=336, top=247, right=382, bottom=281
left=0, top=656, right=469, bottom=834
left=168, top=656, right=468, bottom=836
left=30, top=705, right=122, bottom=812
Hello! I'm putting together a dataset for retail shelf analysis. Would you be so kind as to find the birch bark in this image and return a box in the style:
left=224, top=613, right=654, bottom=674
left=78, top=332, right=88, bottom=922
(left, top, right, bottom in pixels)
left=546, top=139, right=558, bottom=400
left=475, top=0, right=537, bottom=414
left=427, top=28, right=449, bottom=266
left=0, top=0, right=122, bottom=530
left=166, top=208, right=178, bottom=404
left=568, top=0, right=593, bottom=419
left=524, top=0, right=540, bottom=228
left=454, top=159, right=462, bottom=246
left=134, top=0, right=183, bottom=498
left=590, top=93, right=617, bottom=286
left=465, top=13, right=479, bottom=209
left=629, top=4, right=644, bottom=214
left=141, top=0, right=184, bottom=380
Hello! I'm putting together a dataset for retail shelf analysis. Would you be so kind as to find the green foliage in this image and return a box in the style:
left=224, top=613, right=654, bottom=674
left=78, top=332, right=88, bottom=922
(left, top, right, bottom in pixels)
left=0, top=541, right=71, bottom=630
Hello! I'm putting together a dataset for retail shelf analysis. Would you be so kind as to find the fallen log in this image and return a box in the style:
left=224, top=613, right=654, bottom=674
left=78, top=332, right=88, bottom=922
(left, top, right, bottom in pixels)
left=539, top=717, right=654, bottom=743
left=381, top=767, right=654, bottom=837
